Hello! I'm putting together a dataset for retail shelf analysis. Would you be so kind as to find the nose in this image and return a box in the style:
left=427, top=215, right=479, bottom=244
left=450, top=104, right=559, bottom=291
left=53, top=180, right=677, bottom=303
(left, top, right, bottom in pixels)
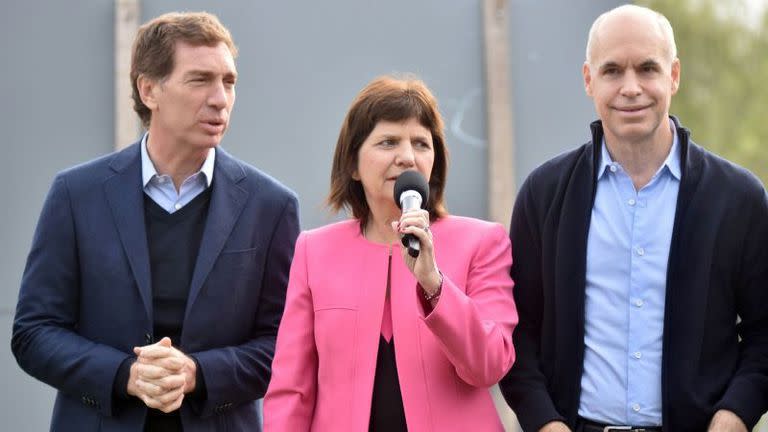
left=395, top=142, right=416, bottom=168
left=208, top=81, right=230, bottom=110
left=620, top=71, right=642, bottom=97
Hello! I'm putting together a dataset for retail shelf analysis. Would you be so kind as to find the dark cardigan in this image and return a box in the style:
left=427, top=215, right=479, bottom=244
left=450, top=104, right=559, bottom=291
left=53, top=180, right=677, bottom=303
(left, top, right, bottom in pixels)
left=500, top=117, right=768, bottom=431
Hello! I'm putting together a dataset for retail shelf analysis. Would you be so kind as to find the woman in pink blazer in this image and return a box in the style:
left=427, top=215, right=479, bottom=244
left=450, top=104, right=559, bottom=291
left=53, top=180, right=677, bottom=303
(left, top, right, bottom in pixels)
left=264, top=76, right=518, bottom=431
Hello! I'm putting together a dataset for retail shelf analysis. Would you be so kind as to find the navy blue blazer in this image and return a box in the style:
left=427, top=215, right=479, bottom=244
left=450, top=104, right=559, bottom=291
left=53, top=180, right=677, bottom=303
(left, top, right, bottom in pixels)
left=12, top=142, right=300, bottom=432
left=500, top=118, right=768, bottom=431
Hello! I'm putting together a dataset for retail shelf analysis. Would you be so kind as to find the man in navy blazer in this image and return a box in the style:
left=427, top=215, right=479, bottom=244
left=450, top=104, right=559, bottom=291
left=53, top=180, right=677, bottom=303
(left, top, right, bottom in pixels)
left=500, top=5, right=768, bottom=432
left=11, top=12, right=299, bottom=432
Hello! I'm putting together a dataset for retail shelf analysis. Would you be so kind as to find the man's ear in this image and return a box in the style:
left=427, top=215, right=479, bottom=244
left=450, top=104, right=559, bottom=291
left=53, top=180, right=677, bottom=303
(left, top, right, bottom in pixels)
left=137, top=75, right=159, bottom=111
left=583, top=62, right=593, bottom=97
left=670, top=58, right=681, bottom=95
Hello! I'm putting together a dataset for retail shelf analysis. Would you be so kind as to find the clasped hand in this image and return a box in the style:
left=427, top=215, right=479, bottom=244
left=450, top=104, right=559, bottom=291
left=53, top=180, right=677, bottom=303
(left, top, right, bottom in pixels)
left=127, top=337, right=197, bottom=413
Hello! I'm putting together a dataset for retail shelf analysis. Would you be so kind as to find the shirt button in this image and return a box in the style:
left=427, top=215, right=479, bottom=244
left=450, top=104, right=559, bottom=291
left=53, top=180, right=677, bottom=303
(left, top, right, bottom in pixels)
left=158, top=177, right=166, bottom=183
left=174, top=203, right=182, bottom=210
left=634, top=351, right=642, bottom=359
left=628, top=198, right=636, bottom=206
left=609, top=164, right=617, bottom=173
left=635, top=299, right=644, bottom=307
left=632, top=403, right=641, bottom=412
left=636, top=247, right=645, bottom=256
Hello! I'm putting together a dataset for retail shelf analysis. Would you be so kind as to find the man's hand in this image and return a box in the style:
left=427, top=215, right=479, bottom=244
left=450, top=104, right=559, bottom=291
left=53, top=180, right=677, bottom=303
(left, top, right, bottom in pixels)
left=539, top=421, right=572, bottom=432
left=127, top=337, right=198, bottom=412
left=136, top=337, right=198, bottom=394
left=708, top=409, right=748, bottom=432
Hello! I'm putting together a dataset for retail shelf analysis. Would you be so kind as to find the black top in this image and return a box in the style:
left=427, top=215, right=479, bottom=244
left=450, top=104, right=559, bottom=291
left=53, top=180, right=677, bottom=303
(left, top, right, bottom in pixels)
left=369, top=335, right=407, bottom=431
left=499, top=117, right=768, bottom=431
left=142, top=188, right=212, bottom=429
left=369, top=252, right=407, bottom=431
left=144, top=189, right=211, bottom=346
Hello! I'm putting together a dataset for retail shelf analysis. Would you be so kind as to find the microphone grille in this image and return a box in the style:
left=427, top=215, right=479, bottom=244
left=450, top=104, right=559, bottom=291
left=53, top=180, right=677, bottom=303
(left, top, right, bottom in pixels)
left=393, top=171, right=429, bottom=209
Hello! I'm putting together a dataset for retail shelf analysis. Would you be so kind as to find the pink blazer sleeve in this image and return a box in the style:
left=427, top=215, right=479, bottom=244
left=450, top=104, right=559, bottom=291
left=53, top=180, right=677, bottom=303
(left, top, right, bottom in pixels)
left=422, top=222, right=518, bottom=387
left=263, top=233, right=317, bottom=431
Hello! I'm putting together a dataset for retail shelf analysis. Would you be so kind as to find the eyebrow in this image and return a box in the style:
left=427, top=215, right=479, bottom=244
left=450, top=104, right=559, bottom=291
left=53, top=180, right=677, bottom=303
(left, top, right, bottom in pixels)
left=376, top=133, right=431, bottom=142
left=598, top=61, right=620, bottom=71
left=377, top=134, right=401, bottom=140
left=638, top=59, right=661, bottom=69
left=598, top=58, right=661, bottom=71
left=184, top=70, right=238, bottom=80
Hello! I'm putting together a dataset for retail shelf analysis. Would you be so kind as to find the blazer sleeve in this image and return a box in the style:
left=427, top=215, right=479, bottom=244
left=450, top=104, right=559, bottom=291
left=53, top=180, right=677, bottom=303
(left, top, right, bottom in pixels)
left=714, top=186, right=768, bottom=428
left=262, top=232, right=318, bottom=431
left=420, top=222, right=518, bottom=388
left=11, top=174, right=130, bottom=417
left=498, top=176, right=567, bottom=431
left=191, top=193, right=300, bottom=417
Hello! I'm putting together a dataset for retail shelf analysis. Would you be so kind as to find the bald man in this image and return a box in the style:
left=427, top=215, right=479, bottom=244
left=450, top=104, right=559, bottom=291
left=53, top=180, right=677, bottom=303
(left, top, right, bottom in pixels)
left=499, top=5, right=768, bottom=432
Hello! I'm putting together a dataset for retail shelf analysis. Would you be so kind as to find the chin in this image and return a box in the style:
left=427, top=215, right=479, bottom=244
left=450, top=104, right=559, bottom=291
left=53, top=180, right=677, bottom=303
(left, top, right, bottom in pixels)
left=197, top=135, right=223, bottom=149
left=608, top=119, right=648, bottom=135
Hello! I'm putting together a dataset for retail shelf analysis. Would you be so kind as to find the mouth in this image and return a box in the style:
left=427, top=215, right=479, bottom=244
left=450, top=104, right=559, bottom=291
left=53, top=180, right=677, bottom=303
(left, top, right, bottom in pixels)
left=615, top=105, right=650, bottom=113
left=200, top=119, right=226, bottom=134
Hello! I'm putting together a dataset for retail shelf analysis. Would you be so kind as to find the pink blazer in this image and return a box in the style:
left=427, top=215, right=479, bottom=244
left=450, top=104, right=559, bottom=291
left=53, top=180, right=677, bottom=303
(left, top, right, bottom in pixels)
left=264, top=216, right=518, bottom=431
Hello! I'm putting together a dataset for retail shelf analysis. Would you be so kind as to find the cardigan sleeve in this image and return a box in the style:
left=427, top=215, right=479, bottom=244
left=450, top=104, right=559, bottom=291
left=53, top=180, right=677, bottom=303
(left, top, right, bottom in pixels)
left=714, top=187, right=768, bottom=428
left=498, top=176, right=567, bottom=431
left=421, top=222, right=518, bottom=388
left=263, top=233, right=318, bottom=431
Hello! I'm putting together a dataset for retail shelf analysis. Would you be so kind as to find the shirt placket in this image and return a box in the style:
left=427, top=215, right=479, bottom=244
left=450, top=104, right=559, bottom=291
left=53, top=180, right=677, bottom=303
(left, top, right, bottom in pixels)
left=615, top=168, right=645, bottom=422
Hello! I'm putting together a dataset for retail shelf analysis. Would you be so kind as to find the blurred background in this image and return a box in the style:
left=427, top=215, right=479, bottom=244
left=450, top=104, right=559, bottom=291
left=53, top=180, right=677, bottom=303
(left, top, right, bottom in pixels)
left=1, top=0, right=765, bottom=430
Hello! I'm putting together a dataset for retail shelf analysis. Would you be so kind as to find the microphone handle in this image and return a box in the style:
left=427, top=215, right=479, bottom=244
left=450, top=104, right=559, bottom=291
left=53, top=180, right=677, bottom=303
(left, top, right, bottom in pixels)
left=401, top=233, right=420, bottom=257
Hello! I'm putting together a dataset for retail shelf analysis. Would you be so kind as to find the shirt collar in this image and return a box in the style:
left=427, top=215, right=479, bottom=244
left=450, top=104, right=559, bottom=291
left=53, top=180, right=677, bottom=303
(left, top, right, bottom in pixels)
left=140, top=132, right=216, bottom=188
left=663, top=119, right=681, bottom=180
left=597, top=138, right=615, bottom=180
left=597, top=118, right=681, bottom=181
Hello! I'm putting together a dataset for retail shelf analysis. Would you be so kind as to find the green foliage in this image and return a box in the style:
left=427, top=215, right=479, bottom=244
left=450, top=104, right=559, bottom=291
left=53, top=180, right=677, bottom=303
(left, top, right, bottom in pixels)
left=638, top=0, right=768, bottom=186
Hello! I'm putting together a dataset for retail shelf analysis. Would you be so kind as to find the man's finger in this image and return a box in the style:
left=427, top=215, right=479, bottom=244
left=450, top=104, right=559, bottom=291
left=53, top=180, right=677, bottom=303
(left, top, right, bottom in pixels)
left=137, top=344, right=175, bottom=360
left=157, top=392, right=185, bottom=413
left=135, top=363, right=173, bottom=380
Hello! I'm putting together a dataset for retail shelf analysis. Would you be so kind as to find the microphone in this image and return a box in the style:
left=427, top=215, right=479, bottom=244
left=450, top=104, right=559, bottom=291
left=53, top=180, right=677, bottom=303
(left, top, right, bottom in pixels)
left=393, top=170, right=430, bottom=257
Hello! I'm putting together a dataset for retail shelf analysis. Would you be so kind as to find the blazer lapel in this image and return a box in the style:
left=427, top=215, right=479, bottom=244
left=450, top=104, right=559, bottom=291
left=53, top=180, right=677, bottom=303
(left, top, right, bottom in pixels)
left=184, top=149, right=248, bottom=320
left=104, top=143, right=153, bottom=320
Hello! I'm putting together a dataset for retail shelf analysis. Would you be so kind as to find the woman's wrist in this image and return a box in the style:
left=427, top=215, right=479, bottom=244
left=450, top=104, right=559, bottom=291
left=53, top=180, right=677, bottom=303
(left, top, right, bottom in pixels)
left=420, top=270, right=443, bottom=300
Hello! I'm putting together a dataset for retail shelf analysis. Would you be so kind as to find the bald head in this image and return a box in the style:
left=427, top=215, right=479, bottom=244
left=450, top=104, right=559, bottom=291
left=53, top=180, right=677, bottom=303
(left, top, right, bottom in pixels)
left=586, top=5, right=677, bottom=66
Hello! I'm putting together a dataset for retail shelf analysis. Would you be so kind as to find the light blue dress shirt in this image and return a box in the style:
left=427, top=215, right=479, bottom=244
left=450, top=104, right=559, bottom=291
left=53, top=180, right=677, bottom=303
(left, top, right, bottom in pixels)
left=140, top=133, right=215, bottom=213
left=578, top=120, right=680, bottom=426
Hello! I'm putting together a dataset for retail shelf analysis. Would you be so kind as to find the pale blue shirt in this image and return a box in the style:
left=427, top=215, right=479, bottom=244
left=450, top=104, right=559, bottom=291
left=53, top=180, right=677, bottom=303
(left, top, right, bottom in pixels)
left=140, top=133, right=215, bottom=213
left=578, top=120, right=680, bottom=426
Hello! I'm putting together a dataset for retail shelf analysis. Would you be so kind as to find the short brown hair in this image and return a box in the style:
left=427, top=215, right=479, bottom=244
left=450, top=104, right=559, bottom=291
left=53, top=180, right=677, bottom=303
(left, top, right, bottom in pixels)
left=130, top=12, right=238, bottom=128
left=328, top=76, right=449, bottom=229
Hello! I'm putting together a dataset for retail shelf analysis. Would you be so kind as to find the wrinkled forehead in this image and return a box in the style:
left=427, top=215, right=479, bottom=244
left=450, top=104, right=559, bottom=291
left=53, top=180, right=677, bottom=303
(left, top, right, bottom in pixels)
left=171, top=41, right=237, bottom=74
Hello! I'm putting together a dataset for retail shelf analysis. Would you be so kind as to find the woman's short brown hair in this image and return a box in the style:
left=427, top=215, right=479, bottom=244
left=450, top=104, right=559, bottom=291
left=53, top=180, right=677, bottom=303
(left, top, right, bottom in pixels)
left=130, top=12, right=238, bottom=128
left=327, top=76, right=449, bottom=228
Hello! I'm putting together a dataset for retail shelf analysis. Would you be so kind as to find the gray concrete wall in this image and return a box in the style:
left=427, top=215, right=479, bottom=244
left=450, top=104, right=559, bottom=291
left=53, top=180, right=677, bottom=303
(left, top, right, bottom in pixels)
left=1, top=2, right=116, bottom=430
left=1, top=1, right=619, bottom=430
